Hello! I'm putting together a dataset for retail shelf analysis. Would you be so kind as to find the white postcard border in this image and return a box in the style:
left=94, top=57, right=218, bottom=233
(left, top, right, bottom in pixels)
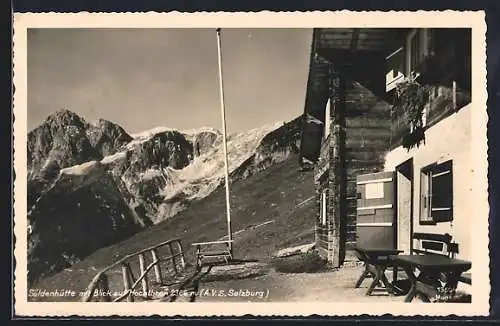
left=13, top=10, right=489, bottom=317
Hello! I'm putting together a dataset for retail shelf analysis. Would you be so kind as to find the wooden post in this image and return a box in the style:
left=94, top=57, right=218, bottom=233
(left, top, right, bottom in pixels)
left=94, top=273, right=111, bottom=302
left=100, top=273, right=112, bottom=302
left=328, top=63, right=347, bottom=268
left=196, top=245, right=202, bottom=270
left=121, top=263, right=134, bottom=302
left=176, top=240, right=186, bottom=269
left=168, top=242, right=178, bottom=275
left=216, top=28, right=233, bottom=256
left=151, top=249, right=163, bottom=284
left=139, top=253, right=149, bottom=297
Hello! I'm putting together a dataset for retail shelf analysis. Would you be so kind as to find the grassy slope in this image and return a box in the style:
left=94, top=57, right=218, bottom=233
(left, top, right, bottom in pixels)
left=30, top=154, right=316, bottom=301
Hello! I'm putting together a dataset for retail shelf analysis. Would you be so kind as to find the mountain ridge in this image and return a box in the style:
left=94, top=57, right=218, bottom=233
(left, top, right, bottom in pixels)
left=27, top=109, right=303, bottom=284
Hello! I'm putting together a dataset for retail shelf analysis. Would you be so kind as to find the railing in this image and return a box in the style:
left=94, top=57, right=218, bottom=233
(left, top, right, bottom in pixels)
left=81, top=238, right=186, bottom=302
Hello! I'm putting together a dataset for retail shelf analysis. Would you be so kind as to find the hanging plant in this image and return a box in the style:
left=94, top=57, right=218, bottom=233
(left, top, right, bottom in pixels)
left=392, top=74, right=431, bottom=151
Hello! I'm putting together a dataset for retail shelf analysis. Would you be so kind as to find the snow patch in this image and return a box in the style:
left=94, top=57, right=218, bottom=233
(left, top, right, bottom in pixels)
left=60, top=161, right=103, bottom=176
left=101, top=151, right=127, bottom=164
left=160, top=122, right=282, bottom=202
left=142, top=168, right=163, bottom=181
left=129, top=126, right=176, bottom=139
left=182, top=126, right=220, bottom=135
left=182, top=127, right=220, bottom=140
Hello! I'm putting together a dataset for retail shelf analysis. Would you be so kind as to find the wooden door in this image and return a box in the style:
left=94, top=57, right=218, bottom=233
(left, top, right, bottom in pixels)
left=396, top=171, right=412, bottom=253
left=356, top=171, right=396, bottom=249
left=396, top=158, right=413, bottom=254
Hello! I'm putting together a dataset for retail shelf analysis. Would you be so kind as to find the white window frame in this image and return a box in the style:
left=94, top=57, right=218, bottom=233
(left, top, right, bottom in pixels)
left=420, top=160, right=453, bottom=224
left=320, top=189, right=328, bottom=226
left=324, top=99, right=331, bottom=140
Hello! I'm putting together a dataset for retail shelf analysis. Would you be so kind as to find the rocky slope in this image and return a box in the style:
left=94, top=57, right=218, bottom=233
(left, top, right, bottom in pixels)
left=27, top=109, right=302, bottom=284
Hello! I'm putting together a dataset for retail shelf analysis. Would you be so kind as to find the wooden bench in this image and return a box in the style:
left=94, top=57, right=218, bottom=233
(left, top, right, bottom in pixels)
left=412, top=232, right=456, bottom=257
left=411, top=232, right=471, bottom=293
left=191, top=240, right=233, bottom=270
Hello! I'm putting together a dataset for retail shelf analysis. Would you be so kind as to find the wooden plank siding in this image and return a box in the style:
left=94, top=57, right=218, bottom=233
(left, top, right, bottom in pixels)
left=314, top=74, right=392, bottom=265
left=344, top=81, right=392, bottom=251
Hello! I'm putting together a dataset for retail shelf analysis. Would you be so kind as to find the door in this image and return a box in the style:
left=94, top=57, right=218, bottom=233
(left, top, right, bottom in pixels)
left=396, top=159, right=413, bottom=254
left=356, top=171, right=395, bottom=249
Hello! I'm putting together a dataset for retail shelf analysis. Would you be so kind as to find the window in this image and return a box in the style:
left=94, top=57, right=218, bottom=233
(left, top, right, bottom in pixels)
left=320, top=189, right=328, bottom=226
left=410, top=31, right=421, bottom=72
left=420, top=160, right=453, bottom=224
left=324, top=99, right=331, bottom=140
left=406, top=29, right=432, bottom=77
left=385, top=47, right=405, bottom=92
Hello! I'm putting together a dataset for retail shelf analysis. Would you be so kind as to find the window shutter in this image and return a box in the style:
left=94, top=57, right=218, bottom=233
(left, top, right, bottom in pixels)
left=431, top=161, right=453, bottom=222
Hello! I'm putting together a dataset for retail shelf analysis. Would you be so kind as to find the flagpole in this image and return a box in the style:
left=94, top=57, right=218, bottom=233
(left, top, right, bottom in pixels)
left=216, top=28, right=233, bottom=256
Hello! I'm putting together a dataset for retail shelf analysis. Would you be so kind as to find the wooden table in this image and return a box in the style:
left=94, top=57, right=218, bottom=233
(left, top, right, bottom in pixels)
left=390, top=254, right=471, bottom=302
left=354, top=247, right=403, bottom=296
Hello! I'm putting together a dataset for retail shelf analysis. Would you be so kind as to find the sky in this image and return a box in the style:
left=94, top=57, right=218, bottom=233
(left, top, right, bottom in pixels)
left=27, top=28, right=313, bottom=134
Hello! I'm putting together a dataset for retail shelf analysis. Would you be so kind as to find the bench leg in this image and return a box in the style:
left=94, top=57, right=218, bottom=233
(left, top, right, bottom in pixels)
left=366, top=275, right=380, bottom=296
left=403, top=266, right=418, bottom=302
left=380, top=267, right=396, bottom=295
left=355, top=267, right=369, bottom=288
left=392, top=266, right=398, bottom=283
left=366, top=266, right=382, bottom=296
left=405, top=283, right=417, bottom=302
left=196, top=246, right=202, bottom=271
left=380, top=265, right=391, bottom=286
left=366, top=265, right=392, bottom=296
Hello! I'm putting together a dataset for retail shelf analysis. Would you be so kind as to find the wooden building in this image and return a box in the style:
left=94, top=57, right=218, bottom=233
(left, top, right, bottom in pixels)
left=299, top=28, right=472, bottom=267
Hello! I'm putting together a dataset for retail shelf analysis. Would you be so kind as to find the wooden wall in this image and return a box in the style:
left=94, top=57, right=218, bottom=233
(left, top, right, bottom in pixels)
left=313, top=78, right=392, bottom=263
left=300, top=52, right=331, bottom=164
left=343, top=80, right=393, bottom=252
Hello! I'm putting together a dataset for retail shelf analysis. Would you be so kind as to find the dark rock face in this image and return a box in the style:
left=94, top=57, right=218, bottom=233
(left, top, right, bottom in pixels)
left=127, top=131, right=193, bottom=171
left=27, top=168, right=144, bottom=284
left=193, top=130, right=219, bottom=156
left=231, top=117, right=302, bottom=182
left=87, top=118, right=133, bottom=157
left=28, top=111, right=100, bottom=180
left=27, top=110, right=132, bottom=180
left=27, top=109, right=304, bottom=285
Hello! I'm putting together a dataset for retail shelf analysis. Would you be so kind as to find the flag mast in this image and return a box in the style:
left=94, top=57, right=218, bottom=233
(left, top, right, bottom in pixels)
left=216, top=28, right=233, bottom=255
